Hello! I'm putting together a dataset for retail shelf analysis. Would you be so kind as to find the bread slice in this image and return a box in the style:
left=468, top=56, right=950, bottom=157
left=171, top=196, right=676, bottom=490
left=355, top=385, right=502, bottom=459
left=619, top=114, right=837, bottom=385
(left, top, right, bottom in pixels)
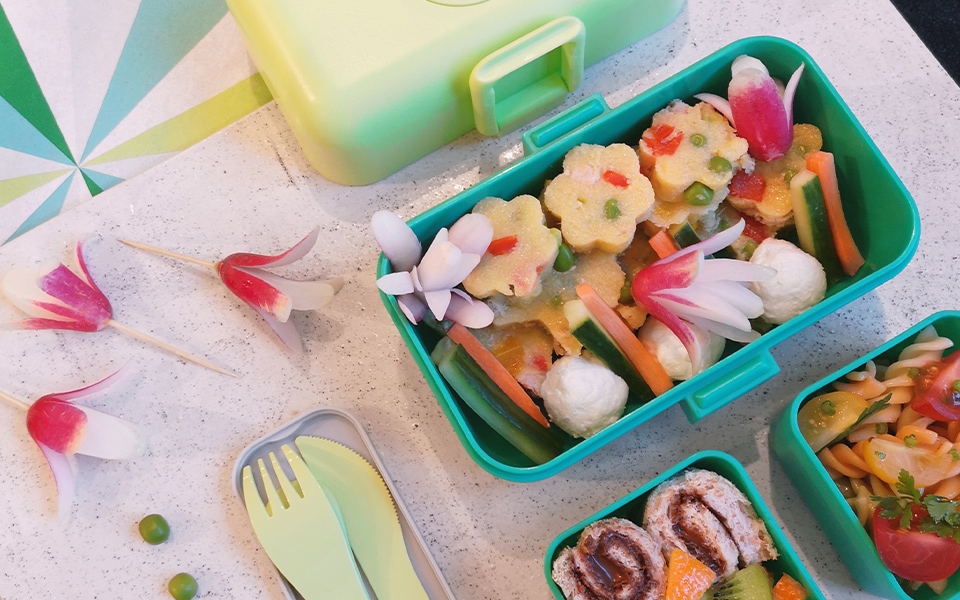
left=552, top=517, right=667, bottom=600
left=642, top=469, right=778, bottom=577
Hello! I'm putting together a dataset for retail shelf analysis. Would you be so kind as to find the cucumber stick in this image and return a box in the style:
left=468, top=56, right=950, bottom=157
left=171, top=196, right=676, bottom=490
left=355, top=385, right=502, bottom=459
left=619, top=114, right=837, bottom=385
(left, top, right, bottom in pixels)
left=668, top=221, right=702, bottom=249
left=431, top=337, right=562, bottom=465
left=790, top=169, right=843, bottom=283
left=564, top=300, right=655, bottom=404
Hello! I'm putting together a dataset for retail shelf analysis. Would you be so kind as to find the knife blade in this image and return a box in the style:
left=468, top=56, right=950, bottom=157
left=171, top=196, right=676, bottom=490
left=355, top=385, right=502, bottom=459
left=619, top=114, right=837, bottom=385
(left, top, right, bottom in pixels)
left=295, top=436, right=429, bottom=600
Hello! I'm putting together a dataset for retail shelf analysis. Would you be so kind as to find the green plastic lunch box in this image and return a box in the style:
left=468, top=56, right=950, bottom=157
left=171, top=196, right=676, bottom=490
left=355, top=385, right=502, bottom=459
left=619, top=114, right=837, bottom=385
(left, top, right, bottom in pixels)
left=376, top=36, right=920, bottom=481
left=543, top=450, right=825, bottom=599
left=225, top=0, right=684, bottom=185
left=771, top=311, right=960, bottom=600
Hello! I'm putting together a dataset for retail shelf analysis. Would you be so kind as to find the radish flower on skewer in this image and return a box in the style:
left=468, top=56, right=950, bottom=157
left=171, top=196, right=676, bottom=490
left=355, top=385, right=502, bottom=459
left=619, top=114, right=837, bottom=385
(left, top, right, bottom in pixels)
left=0, top=369, right=145, bottom=522
left=1, top=240, right=237, bottom=376
left=631, top=220, right=776, bottom=374
left=118, top=228, right=342, bottom=354
left=373, top=211, right=495, bottom=329
left=696, top=55, right=805, bottom=161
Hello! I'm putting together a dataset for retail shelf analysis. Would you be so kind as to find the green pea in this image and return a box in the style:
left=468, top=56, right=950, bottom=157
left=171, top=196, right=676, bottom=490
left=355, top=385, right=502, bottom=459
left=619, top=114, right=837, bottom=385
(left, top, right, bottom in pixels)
left=139, top=514, right=170, bottom=545
left=683, top=181, right=714, bottom=206
left=783, top=168, right=798, bottom=185
left=904, top=434, right=918, bottom=448
left=875, top=423, right=888, bottom=435
left=819, top=400, right=836, bottom=416
left=907, top=367, right=920, bottom=378
left=549, top=294, right=564, bottom=309
left=169, top=573, right=198, bottom=600
left=952, top=449, right=960, bottom=462
left=953, top=380, right=960, bottom=394
left=708, top=156, right=732, bottom=173
left=690, top=133, right=706, bottom=147
left=553, top=243, right=576, bottom=272
left=604, top=199, right=621, bottom=220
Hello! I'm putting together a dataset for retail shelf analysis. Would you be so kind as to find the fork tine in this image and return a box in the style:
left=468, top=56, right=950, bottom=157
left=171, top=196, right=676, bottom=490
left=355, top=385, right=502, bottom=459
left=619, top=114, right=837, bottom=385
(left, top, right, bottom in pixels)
left=241, top=465, right=269, bottom=520
left=282, top=445, right=320, bottom=499
left=257, top=458, right=285, bottom=514
left=270, top=451, right=300, bottom=505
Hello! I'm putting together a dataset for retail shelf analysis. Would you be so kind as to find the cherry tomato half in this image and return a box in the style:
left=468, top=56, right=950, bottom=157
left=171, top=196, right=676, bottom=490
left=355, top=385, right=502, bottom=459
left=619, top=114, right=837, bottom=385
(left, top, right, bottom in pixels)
left=872, top=506, right=960, bottom=582
left=911, top=350, right=960, bottom=421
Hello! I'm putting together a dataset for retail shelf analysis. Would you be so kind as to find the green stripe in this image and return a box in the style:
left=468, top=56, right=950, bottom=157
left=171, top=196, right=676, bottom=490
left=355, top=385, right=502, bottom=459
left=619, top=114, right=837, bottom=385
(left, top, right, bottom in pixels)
left=0, top=4, right=74, bottom=163
left=86, top=73, right=272, bottom=165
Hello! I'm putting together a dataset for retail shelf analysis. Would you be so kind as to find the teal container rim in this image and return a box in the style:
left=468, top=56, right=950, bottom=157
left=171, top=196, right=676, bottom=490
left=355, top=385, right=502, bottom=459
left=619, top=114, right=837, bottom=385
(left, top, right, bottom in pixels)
left=376, top=35, right=921, bottom=482
left=541, top=450, right=825, bottom=599
left=773, top=310, right=960, bottom=600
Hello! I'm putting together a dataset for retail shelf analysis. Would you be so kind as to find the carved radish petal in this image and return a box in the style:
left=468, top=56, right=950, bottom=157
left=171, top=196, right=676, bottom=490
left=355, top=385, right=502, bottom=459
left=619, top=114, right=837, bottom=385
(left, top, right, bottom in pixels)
left=729, top=58, right=792, bottom=161
left=27, top=398, right=87, bottom=454
left=372, top=211, right=422, bottom=272
left=238, top=268, right=341, bottom=312
left=445, top=292, right=494, bottom=329
left=221, top=228, right=320, bottom=269
left=397, top=293, right=427, bottom=325
left=219, top=264, right=292, bottom=322
left=448, top=213, right=494, bottom=256
left=37, top=442, right=77, bottom=523
left=251, top=304, right=304, bottom=354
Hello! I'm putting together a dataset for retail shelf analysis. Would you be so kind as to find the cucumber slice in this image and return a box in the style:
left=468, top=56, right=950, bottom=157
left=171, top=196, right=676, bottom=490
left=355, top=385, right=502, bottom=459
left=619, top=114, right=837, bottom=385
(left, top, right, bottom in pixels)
left=564, top=299, right=655, bottom=404
left=790, top=169, right=843, bottom=283
left=668, top=221, right=702, bottom=249
left=431, top=338, right=563, bottom=465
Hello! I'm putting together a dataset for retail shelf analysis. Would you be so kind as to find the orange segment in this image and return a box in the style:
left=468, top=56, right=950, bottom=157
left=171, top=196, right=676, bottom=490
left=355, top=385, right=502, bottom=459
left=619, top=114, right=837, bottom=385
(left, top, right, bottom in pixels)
left=666, top=547, right=716, bottom=600
left=773, top=573, right=808, bottom=600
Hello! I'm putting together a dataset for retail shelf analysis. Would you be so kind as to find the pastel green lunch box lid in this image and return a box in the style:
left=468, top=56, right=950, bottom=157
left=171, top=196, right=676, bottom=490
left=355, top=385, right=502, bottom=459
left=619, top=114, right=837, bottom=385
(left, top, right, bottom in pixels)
left=771, top=311, right=960, bottom=600
left=542, top=450, right=826, bottom=600
left=225, top=0, right=685, bottom=185
left=376, top=35, right=921, bottom=482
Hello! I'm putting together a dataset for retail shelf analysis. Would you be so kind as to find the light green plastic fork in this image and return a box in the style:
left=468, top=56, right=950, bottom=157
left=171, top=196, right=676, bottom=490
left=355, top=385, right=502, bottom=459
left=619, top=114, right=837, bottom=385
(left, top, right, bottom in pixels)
left=242, top=444, right=371, bottom=600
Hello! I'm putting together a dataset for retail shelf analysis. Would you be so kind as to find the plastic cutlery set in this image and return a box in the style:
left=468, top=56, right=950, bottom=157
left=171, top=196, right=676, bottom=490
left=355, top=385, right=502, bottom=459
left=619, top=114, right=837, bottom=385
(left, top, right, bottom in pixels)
left=233, top=409, right=455, bottom=600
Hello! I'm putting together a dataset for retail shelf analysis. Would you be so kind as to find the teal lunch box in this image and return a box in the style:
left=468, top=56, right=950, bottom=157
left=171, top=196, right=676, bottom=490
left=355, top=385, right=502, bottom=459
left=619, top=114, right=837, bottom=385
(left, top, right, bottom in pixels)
left=543, top=450, right=824, bottom=599
left=771, top=311, right=960, bottom=600
left=376, top=36, right=920, bottom=482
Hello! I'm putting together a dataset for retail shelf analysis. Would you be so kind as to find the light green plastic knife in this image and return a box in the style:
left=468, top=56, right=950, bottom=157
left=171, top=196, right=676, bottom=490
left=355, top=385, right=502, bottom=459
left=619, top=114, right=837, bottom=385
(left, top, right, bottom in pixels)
left=295, top=436, right=430, bottom=600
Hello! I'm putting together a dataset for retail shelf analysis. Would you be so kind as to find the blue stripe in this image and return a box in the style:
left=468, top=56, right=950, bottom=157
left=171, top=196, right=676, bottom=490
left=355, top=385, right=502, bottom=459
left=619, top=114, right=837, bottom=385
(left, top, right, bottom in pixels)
left=81, top=0, right=228, bottom=161
left=5, top=172, right=75, bottom=244
left=0, top=95, right=73, bottom=165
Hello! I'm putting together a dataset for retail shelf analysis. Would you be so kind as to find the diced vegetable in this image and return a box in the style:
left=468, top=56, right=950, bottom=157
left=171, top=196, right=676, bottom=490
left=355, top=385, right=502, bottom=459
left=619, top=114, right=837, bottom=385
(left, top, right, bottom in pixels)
left=575, top=283, right=674, bottom=396
left=488, top=235, right=518, bottom=255
left=447, top=323, right=549, bottom=427
left=683, top=181, right=714, bottom=206
left=805, top=151, right=865, bottom=277
left=649, top=230, right=680, bottom=259
left=553, top=243, right=576, bottom=272
left=729, top=170, right=766, bottom=202
left=565, top=299, right=654, bottom=404
left=431, top=338, right=562, bottom=464
left=642, top=123, right=683, bottom=156
left=667, top=222, right=702, bottom=249
left=789, top=169, right=843, bottom=283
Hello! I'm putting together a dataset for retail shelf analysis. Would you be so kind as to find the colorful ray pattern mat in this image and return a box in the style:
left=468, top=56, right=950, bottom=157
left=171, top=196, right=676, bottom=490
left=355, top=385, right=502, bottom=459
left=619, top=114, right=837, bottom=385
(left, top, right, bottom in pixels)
left=0, top=0, right=272, bottom=245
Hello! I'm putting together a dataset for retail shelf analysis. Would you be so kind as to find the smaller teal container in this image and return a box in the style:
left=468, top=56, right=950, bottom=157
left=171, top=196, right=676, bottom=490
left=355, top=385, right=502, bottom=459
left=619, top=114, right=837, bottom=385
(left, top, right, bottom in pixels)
left=377, top=36, right=920, bottom=481
left=771, top=311, right=960, bottom=600
left=543, top=450, right=824, bottom=599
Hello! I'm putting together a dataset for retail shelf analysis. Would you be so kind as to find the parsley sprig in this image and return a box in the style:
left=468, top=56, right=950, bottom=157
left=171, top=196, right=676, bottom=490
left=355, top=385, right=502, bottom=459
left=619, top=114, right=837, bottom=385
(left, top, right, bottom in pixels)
left=873, top=470, right=960, bottom=543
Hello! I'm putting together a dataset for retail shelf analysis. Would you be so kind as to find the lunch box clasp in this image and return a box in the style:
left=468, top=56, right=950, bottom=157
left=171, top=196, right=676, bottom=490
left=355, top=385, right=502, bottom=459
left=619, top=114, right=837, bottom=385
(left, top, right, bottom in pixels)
left=470, top=16, right=585, bottom=136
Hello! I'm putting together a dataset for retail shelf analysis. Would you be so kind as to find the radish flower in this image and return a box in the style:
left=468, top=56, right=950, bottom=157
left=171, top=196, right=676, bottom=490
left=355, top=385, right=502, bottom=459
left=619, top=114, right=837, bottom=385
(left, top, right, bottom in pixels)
left=1, top=240, right=236, bottom=376
left=631, top=220, right=776, bottom=373
left=696, top=55, right=804, bottom=161
left=0, top=368, right=145, bottom=522
left=118, top=228, right=342, bottom=354
left=373, top=211, right=494, bottom=328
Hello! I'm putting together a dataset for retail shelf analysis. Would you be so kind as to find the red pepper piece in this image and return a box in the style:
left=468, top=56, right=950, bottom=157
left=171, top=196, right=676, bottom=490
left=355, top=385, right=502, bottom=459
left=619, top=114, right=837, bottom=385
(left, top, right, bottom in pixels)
left=729, top=170, right=766, bottom=202
left=602, top=170, right=630, bottom=188
left=487, top=235, right=518, bottom=256
left=642, top=124, right=683, bottom=156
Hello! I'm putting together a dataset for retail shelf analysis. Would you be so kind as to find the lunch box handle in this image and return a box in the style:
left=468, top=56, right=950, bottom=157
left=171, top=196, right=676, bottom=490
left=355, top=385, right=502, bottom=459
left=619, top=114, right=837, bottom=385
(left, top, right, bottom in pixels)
left=521, top=93, right=610, bottom=156
left=470, top=16, right=585, bottom=136
left=679, top=351, right=781, bottom=423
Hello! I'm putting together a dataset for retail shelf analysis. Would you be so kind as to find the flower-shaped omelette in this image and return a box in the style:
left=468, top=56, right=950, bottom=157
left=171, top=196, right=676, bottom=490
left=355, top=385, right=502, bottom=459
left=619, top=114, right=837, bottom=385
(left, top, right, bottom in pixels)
left=462, top=195, right=558, bottom=299
left=543, top=143, right=654, bottom=253
left=638, top=101, right=752, bottom=228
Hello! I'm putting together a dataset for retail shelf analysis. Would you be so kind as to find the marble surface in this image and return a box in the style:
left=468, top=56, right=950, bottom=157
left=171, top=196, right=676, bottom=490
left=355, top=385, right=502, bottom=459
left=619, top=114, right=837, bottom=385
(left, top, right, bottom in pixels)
left=0, top=1, right=958, bottom=599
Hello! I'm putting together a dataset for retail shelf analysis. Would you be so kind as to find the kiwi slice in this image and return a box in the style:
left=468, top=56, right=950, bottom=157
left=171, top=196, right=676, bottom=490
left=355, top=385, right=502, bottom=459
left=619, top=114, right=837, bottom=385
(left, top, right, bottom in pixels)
left=710, top=564, right=773, bottom=600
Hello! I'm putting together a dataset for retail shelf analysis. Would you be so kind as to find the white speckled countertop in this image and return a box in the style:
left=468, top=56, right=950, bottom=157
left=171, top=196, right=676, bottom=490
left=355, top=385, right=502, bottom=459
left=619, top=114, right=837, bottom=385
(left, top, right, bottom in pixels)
left=1, top=1, right=958, bottom=599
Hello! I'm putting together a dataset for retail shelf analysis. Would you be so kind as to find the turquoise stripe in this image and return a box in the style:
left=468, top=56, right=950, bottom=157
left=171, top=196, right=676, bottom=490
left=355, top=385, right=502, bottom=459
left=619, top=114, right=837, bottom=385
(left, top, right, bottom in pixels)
left=0, top=95, right=73, bottom=165
left=81, top=0, right=228, bottom=161
left=80, top=168, right=125, bottom=192
left=5, top=172, right=75, bottom=244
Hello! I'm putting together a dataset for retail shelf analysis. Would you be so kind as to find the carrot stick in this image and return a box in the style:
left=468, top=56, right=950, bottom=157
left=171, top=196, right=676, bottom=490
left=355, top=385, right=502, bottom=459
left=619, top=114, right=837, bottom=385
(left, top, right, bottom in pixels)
left=447, top=323, right=550, bottom=428
left=575, top=283, right=674, bottom=395
left=772, top=573, right=808, bottom=600
left=649, top=230, right=680, bottom=259
left=806, top=151, right=865, bottom=276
